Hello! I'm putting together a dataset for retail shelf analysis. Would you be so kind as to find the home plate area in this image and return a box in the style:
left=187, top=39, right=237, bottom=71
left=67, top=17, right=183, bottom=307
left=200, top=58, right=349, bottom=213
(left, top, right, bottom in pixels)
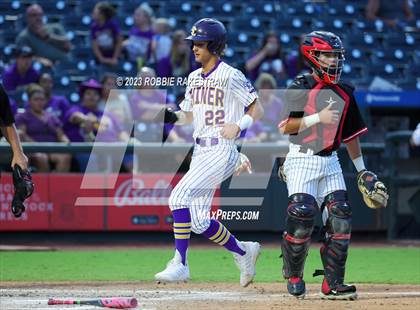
left=1, top=283, right=420, bottom=310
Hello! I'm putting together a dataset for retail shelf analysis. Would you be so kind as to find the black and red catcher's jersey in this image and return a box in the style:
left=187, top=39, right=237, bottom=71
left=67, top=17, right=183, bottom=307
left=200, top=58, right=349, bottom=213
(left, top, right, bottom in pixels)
left=278, top=74, right=367, bottom=153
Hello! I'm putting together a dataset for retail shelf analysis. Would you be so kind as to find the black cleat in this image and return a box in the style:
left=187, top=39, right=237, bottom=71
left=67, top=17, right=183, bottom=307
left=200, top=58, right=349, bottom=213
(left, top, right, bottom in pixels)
left=287, top=277, right=306, bottom=299
left=320, top=279, right=357, bottom=300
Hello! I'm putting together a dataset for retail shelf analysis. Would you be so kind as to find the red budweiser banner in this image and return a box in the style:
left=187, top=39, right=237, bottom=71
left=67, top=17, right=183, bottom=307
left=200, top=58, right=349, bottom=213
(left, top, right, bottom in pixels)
left=0, top=173, right=220, bottom=231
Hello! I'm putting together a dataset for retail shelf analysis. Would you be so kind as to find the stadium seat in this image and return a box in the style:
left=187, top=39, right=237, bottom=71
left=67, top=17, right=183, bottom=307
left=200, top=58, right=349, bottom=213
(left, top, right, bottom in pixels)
left=385, top=33, right=417, bottom=51
left=39, top=1, right=69, bottom=14
left=244, top=2, right=278, bottom=17
left=374, top=49, right=409, bottom=64
left=342, top=63, right=364, bottom=80
left=63, top=14, right=90, bottom=31
left=285, top=2, right=322, bottom=17
left=202, top=2, right=243, bottom=17
left=369, top=63, right=404, bottom=79
left=346, top=33, right=379, bottom=49
left=233, top=17, right=273, bottom=33
left=327, top=2, right=357, bottom=17
left=0, top=1, right=21, bottom=15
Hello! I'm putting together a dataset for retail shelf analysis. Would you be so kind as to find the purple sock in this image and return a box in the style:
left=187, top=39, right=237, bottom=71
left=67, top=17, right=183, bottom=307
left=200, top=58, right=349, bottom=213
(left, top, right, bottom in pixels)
left=202, top=220, right=245, bottom=256
left=172, top=208, right=191, bottom=265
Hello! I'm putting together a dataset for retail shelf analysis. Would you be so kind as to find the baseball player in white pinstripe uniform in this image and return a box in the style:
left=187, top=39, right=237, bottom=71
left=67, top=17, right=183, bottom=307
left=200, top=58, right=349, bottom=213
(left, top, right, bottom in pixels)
left=155, top=18, right=264, bottom=286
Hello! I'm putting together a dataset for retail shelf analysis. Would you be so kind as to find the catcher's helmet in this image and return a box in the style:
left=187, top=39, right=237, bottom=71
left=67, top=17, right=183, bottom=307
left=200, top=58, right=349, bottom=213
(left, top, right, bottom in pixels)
left=301, top=31, right=345, bottom=84
left=185, top=18, right=227, bottom=55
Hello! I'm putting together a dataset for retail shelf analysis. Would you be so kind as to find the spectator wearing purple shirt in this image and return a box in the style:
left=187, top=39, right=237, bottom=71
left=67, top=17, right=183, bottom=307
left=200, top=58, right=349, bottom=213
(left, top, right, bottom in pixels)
left=91, top=2, right=123, bottom=66
left=285, top=35, right=310, bottom=79
left=64, top=79, right=130, bottom=143
left=123, top=3, right=154, bottom=65
left=9, top=98, right=18, bottom=115
left=2, top=46, right=40, bottom=92
left=245, top=31, right=287, bottom=82
left=151, top=18, right=172, bottom=78
left=15, top=84, right=70, bottom=172
left=38, top=73, right=70, bottom=123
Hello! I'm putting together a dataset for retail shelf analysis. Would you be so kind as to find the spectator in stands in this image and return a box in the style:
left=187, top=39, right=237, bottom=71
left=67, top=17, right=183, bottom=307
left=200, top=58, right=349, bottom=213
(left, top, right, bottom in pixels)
left=151, top=18, right=173, bottom=77
left=366, top=0, right=414, bottom=28
left=38, top=73, right=70, bottom=124
left=245, top=73, right=284, bottom=142
left=64, top=79, right=130, bottom=143
left=285, top=36, right=311, bottom=79
left=99, top=73, right=133, bottom=130
left=9, top=98, right=18, bottom=115
left=15, top=84, right=71, bottom=172
left=170, top=30, right=193, bottom=79
left=246, top=31, right=287, bottom=82
left=123, top=3, right=154, bottom=67
left=3, top=46, right=40, bottom=92
left=16, top=4, right=71, bottom=65
left=91, top=2, right=123, bottom=66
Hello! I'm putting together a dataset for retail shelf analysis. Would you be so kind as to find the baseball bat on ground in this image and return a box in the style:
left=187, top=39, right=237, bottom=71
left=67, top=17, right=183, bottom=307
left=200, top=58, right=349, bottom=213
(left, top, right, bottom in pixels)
left=48, top=297, right=138, bottom=309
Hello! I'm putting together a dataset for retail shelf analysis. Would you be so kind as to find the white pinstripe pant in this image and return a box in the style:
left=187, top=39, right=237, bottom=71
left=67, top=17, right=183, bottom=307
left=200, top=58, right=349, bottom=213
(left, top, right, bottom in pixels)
left=169, top=142, right=239, bottom=234
left=283, top=145, right=347, bottom=225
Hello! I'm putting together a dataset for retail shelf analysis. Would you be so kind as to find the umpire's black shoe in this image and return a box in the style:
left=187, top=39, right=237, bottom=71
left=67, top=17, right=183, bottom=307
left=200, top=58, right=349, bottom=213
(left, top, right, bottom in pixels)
left=320, top=278, right=357, bottom=300
left=287, top=277, right=306, bottom=299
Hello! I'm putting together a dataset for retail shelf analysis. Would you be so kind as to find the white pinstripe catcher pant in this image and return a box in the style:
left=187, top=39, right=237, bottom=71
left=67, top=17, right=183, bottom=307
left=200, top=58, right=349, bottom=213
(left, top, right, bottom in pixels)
left=169, top=140, right=239, bottom=234
left=283, top=143, right=347, bottom=224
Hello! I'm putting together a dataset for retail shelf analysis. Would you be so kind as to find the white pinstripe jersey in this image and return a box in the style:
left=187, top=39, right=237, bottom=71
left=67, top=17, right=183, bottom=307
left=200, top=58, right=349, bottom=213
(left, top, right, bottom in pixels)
left=180, top=60, right=257, bottom=139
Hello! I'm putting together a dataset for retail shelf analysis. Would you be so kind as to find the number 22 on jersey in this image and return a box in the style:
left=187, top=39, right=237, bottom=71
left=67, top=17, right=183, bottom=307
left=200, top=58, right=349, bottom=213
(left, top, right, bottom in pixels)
left=205, top=109, right=225, bottom=126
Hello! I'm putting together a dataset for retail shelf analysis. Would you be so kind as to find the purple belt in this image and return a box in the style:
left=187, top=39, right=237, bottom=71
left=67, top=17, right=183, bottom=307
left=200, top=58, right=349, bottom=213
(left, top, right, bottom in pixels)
left=195, top=137, right=219, bottom=147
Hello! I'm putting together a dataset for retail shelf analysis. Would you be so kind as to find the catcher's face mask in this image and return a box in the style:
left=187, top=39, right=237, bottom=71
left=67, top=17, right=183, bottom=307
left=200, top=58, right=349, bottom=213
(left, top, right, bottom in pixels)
left=313, top=49, right=345, bottom=84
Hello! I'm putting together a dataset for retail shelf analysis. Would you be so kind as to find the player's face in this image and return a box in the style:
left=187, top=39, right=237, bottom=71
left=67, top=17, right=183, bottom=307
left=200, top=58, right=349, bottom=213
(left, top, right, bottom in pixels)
left=39, top=74, right=53, bottom=93
left=318, top=52, right=341, bottom=68
left=82, top=89, right=100, bottom=108
left=29, top=92, right=46, bottom=113
left=192, top=41, right=211, bottom=64
left=16, top=55, right=32, bottom=72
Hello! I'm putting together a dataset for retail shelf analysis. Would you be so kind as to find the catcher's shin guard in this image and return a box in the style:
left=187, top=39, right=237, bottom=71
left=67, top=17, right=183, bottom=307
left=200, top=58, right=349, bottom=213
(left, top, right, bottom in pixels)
left=281, top=193, right=317, bottom=279
left=318, top=190, right=353, bottom=291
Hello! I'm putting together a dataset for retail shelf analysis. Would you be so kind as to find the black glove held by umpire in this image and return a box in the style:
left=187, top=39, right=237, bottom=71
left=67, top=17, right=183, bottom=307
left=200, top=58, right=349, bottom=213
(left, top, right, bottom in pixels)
left=154, top=108, right=179, bottom=124
left=11, top=165, right=34, bottom=217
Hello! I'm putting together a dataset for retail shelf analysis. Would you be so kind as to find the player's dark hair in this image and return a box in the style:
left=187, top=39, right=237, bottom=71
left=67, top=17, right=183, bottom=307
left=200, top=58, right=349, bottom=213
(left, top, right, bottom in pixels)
left=100, top=72, right=118, bottom=84
left=95, top=2, right=116, bottom=21
left=26, top=83, right=45, bottom=99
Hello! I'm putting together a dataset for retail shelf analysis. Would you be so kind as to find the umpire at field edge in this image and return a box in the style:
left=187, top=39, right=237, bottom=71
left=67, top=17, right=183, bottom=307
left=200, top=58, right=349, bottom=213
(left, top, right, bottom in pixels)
left=0, top=83, right=29, bottom=170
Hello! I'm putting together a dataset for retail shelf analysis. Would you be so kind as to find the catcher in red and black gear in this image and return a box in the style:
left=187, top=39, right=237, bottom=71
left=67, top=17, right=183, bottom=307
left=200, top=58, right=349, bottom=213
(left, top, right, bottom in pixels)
left=0, top=84, right=33, bottom=217
left=278, top=31, right=388, bottom=300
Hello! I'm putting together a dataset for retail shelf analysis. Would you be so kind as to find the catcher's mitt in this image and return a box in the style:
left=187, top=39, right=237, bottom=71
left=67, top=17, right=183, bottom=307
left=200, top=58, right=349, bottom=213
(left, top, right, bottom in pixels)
left=357, top=170, right=388, bottom=209
left=11, top=165, right=34, bottom=217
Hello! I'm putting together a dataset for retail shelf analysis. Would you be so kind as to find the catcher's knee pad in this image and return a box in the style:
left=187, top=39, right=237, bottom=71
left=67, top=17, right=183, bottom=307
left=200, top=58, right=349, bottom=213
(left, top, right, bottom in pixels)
left=320, top=190, right=352, bottom=288
left=281, top=193, right=318, bottom=278
left=323, top=190, right=352, bottom=237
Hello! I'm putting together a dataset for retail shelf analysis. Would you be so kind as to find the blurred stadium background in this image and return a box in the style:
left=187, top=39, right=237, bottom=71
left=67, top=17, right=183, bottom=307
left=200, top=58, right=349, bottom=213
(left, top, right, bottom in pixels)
left=0, top=0, right=419, bottom=242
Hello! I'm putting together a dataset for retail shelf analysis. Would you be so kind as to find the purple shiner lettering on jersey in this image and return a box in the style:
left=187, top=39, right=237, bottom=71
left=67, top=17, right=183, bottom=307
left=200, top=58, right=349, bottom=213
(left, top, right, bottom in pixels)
left=207, top=87, right=215, bottom=106
left=192, top=87, right=225, bottom=107
left=215, top=89, right=224, bottom=107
